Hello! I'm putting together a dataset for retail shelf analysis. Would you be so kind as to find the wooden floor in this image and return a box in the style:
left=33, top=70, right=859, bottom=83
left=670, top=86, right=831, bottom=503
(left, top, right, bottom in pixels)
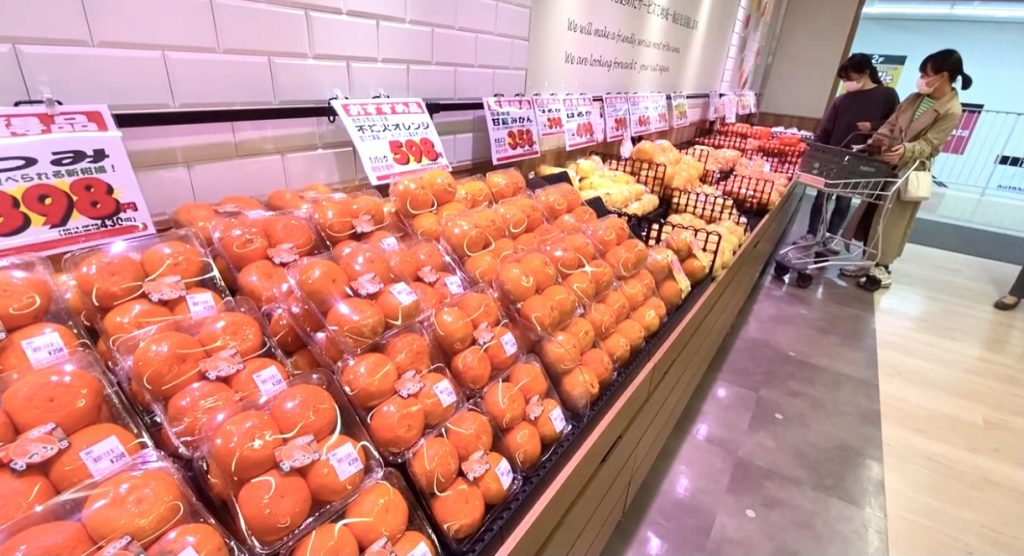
left=875, top=244, right=1024, bottom=556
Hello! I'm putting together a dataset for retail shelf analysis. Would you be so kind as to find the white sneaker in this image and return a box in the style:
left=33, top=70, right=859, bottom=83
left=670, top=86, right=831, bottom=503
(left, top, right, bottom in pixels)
left=840, top=264, right=870, bottom=277
left=792, top=233, right=815, bottom=245
left=823, top=237, right=844, bottom=254
left=858, top=265, right=892, bottom=291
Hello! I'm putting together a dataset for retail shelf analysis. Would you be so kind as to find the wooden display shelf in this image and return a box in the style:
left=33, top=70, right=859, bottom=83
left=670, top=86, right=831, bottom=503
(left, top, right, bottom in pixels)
left=489, top=185, right=803, bottom=556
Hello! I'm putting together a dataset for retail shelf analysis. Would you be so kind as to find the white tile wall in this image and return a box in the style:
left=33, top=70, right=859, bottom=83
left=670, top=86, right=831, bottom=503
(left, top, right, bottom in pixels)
left=432, top=110, right=476, bottom=135
left=234, top=118, right=320, bottom=155
left=345, top=0, right=405, bottom=20
left=316, top=118, right=350, bottom=145
left=165, top=51, right=275, bottom=107
left=456, top=0, right=497, bottom=33
left=510, top=39, right=528, bottom=69
left=271, top=58, right=349, bottom=104
left=433, top=29, right=476, bottom=65
left=492, top=69, right=526, bottom=95
left=409, top=65, right=456, bottom=99
left=17, top=45, right=174, bottom=109
left=496, top=3, right=530, bottom=39
left=407, top=0, right=456, bottom=27
left=84, top=0, right=218, bottom=51
left=307, top=12, right=378, bottom=60
left=122, top=123, right=237, bottom=166
left=0, top=45, right=28, bottom=105
left=348, top=62, right=409, bottom=98
left=268, top=0, right=343, bottom=10
left=0, top=0, right=92, bottom=46
left=378, top=23, right=432, bottom=63
left=136, top=165, right=197, bottom=216
left=455, top=67, right=493, bottom=99
left=214, top=0, right=309, bottom=57
left=440, top=135, right=456, bottom=163
left=283, top=147, right=357, bottom=188
left=476, top=35, right=511, bottom=68
left=189, top=155, right=288, bottom=201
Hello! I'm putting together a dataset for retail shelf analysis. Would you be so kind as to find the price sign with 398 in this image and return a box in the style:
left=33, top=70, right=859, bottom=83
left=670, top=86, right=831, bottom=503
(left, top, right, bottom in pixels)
left=483, top=97, right=541, bottom=165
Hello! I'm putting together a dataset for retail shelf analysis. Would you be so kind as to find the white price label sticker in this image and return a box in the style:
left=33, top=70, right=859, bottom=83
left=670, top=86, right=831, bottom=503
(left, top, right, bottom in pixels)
left=252, top=366, right=286, bottom=397
left=21, top=331, right=69, bottom=368
left=671, top=93, right=689, bottom=129
left=603, top=94, right=630, bottom=142
left=390, top=282, right=419, bottom=305
left=483, top=97, right=541, bottom=165
left=432, top=379, right=458, bottom=408
left=185, top=292, right=217, bottom=317
left=380, top=236, right=399, bottom=251
left=499, top=332, right=518, bottom=356
left=329, top=98, right=450, bottom=186
left=495, top=456, right=514, bottom=490
left=533, top=95, right=566, bottom=138
left=328, top=442, right=364, bottom=480
left=79, top=435, right=130, bottom=479
left=549, top=406, right=567, bottom=433
left=443, top=275, right=464, bottom=294
left=561, top=94, right=598, bottom=150
left=406, top=542, right=434, bottom=556
left=176, top=547, right=201, bottom=556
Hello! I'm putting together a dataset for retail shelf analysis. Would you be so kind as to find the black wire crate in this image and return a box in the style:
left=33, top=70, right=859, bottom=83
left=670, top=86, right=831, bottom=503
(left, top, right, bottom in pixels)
left=665, top=189, right=746, bottom=227
left=588, top=151, right=668, bottom=195
left=609, top=210, right=722, bottom=278
left=716, top=173, right=776, bottom=215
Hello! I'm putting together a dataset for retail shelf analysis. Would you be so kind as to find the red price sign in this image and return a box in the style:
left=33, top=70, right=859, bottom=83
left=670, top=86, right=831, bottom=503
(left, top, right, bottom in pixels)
left=389, top=137, right=441, bottom=166
left=0, top=178, right=122, bottom=236
left=562, top=94, right=597, bottom=150
left=603, top=94, right=630, bottom=142
left=483, top=97, right=541, bottom=164
left=533, top=96, right=565, bottom=139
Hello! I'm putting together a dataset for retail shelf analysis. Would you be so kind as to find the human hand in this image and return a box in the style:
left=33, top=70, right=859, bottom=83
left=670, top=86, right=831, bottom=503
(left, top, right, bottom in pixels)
left=881, top=144, right=905, bottom=164
left=856, top=121, right=872, bottom=132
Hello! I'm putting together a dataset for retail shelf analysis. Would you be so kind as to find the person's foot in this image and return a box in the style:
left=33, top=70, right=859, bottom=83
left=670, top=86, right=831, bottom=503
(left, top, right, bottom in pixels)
left=994, top=295, right=1020, bottom=311
left=792, top=233, right=815, bottom=245
left=840, top=264, right=870, bottom=277
left=858, top=265, right=892, bottom=291
left=823, top=237, right=844, bottom=254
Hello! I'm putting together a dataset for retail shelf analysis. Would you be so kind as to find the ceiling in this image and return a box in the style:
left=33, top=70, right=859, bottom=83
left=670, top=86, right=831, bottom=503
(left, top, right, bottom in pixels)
left=862, top=0, right=1024, bottom=21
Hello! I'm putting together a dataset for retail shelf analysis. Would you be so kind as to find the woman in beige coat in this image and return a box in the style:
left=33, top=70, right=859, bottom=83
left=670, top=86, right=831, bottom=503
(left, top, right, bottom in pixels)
left=841, top=49, right=972, bottom=291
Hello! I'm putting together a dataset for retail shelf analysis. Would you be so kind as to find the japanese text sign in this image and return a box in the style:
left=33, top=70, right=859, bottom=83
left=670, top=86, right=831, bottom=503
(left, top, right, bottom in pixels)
left=708, top=92, right=722, bottom=120
left=0, top=105, right=154, bottom=257
left=723, top=94, right=738, bottom=123
left=627, top=93, right=669, bottom=135
left=671, top=93, right=689, bottom=129
left=561, top=94, right=597, bottom=150
left=533, top=95, right=566, bottom=138
left=603, top=94, right=630, bottom=142
left=329, top=98, right=450, bottom=185
left=483, top=97, right=541, bottom=165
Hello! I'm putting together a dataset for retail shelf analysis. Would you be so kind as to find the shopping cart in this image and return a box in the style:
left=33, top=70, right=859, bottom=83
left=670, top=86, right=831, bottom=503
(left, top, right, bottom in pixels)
left=772, top=141, right=916, bottom=288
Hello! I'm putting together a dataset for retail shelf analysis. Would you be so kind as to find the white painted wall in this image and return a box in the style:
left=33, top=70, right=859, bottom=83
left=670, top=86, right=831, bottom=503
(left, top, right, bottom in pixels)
left=0, top=0, right=532, bottom=216
left=759, top=0, right=862, bottom=118
left=851, top=17, right=1024, bottom=112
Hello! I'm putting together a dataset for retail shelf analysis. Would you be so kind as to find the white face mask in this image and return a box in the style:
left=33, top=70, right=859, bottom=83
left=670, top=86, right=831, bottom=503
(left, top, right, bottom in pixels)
left=916, top=76, right=937, bottom=94
left=842, top=80, right=863, bottom=93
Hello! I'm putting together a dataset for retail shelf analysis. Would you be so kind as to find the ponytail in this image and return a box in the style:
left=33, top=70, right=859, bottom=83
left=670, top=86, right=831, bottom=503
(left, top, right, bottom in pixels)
left=867, top=65, right=882, bottom=85
left=920, top=49, right=973, bottom=90
left=837, top=53, right=882, bottom=85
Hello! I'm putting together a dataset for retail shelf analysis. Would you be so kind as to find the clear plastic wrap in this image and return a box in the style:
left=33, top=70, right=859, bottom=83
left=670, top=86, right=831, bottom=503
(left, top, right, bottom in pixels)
left=196, top=370, right=383, bottom=554
left=304, top=189, right=400, bottom=246
left=0, top=348, right=152, bottom=524
left=483, top=168, right=527, bottom=202
left=172, top=195, right=266, bottom=247
left=0, top=256, right=93, bottom=375
left=209, top=210, right=330, bottom=306
left=61, top=229, right=231, bottom=345
left=491, top=250, right=581, bottom=337
left=0, top=448, right=246, bottom=555
left=112, top=297, right=290, bottom=458
left=282, top=468, right=441, bottom=556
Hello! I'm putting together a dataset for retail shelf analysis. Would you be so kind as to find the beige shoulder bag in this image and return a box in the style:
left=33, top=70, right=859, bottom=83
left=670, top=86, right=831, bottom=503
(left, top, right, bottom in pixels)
left=900, top=159, right=932, bottom=202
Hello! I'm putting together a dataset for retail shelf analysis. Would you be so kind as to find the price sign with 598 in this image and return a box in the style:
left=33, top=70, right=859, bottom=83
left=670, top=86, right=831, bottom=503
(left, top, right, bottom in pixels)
left=330, top=98, right=451, bottom=185
left=0, top=107, right=154, bottom=256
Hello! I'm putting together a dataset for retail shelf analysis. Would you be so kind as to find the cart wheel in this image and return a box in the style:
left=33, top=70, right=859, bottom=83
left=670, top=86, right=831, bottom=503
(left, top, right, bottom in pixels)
left=773, top=263, right=790, bottom=278
left=795, top=271, right=813, bottom=289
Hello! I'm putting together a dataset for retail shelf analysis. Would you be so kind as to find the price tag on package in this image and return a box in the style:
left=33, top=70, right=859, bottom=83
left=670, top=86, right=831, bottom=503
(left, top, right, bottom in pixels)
left=483, top=97, right=541, bottom=165
left=603, top=94, right=630, bottom=142
left=0, top=105, right=155, bottom=257
left=561, top=94, right=597, bottom=150
left=671, top=93, right=689, bottom=128
left=330, top=98, right=450, bottom=185
left=533, top=95, right=565, bottom=138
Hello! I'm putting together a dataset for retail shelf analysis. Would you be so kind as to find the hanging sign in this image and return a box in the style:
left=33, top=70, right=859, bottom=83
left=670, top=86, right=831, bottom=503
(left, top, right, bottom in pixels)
left=591, top=98, right=606, bottom=144
left=483, top=97, right=541, bottom=165
left=723, top=94, right=738, bottom=123
left=708, top=92, right=722, bottom=120
left=738, top=92, right=751, bottom=115
left=627, top=93, right=669, bottom=135
left=561, top=94, right=597, bottom=150
left=671, top=93, right=689, bottom=128
left=533, top=95, right=565, bottom=138
left=603, top=94, right=630, bottom=142
left=0, top=105, right=154, bottom=257
left=330, top=97, right=450, bottom=185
